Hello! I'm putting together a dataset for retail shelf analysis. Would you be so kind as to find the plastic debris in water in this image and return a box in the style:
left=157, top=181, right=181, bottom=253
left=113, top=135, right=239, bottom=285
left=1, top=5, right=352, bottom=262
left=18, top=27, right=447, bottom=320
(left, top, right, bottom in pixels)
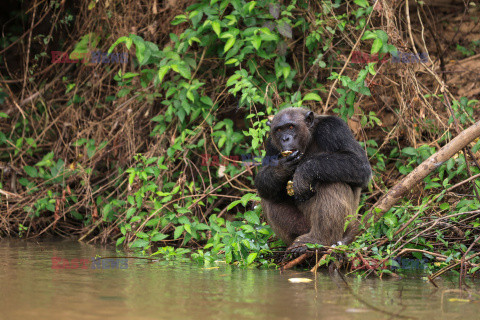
left=288, top=278, right=313, bottom=283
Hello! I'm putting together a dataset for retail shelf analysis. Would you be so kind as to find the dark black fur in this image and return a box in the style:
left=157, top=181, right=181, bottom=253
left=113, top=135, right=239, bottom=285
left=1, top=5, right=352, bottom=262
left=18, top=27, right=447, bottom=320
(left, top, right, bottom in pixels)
left=255, top=107, right=371, bottom=253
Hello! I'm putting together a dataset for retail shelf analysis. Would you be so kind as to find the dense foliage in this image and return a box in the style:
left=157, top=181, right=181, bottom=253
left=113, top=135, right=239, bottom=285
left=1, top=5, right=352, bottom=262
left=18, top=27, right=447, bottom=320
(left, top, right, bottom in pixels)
left=1, top=0, right=480, bottom=276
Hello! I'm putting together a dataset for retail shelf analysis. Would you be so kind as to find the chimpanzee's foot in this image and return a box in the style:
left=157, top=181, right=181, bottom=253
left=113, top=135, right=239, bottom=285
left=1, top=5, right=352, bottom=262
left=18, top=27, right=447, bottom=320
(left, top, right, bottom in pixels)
left=331, top=241, right=344, bottom=247
left=285, top=236, right=346, bottom=258
left=285, top=242, right=308, bottom=257
left=285, top=234, right=323, bottom=257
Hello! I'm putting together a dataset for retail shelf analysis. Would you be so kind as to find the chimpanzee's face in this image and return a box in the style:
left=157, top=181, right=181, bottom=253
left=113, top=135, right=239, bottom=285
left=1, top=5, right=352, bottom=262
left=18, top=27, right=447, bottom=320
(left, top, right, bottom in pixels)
left=272, top=115, right=299, bottom=152
left=268, top=109, right=314, bottom=154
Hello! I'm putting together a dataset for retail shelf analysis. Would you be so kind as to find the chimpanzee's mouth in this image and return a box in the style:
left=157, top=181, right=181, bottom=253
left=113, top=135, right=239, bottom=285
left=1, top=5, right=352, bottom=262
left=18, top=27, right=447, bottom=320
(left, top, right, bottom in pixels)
left=281, top=150, right=296, bottom=157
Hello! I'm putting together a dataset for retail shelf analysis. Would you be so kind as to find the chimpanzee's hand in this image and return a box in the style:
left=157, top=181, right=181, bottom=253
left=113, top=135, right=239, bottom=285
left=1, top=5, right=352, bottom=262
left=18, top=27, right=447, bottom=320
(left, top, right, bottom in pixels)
left=292, top=167, right=315, bottom=202
left=277, top=150, right=303, bottom=175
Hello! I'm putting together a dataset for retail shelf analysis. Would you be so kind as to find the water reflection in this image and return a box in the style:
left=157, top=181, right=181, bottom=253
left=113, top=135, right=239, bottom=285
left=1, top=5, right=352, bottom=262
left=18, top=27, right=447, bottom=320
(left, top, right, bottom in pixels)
left=0, top=240, right=477, bottom=320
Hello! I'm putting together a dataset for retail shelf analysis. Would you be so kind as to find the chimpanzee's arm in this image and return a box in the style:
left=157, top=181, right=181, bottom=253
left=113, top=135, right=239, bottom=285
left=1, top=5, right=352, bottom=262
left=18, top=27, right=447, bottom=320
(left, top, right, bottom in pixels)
left=254, top=138, right=295, bottom=203
left=297, top=116, right=371, bottom=189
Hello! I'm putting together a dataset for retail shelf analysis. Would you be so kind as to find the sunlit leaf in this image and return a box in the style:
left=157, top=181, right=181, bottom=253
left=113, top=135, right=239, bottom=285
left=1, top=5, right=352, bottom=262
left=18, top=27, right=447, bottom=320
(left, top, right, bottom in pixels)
left=224, top=37, right=236, bottom=52
left=303, top=93, right=322, bottom=102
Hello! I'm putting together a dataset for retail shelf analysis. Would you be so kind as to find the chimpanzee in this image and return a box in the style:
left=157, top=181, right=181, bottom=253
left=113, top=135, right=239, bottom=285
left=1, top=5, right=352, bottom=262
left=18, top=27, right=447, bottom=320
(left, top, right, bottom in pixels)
left=254, top=107, right=371, bottom=254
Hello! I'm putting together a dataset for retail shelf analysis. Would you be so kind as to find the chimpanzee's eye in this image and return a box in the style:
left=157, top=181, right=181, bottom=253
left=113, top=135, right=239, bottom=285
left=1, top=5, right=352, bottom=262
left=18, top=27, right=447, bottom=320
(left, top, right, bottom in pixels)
left=289, top=125, right=294, bottom=129
left=277, top=128, right=281, bottom=132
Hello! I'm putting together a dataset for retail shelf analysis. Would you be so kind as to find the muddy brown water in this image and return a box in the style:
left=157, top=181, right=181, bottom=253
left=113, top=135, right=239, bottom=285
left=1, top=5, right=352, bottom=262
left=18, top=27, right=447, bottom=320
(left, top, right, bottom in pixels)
left=0, top=240, right=478, bottom=320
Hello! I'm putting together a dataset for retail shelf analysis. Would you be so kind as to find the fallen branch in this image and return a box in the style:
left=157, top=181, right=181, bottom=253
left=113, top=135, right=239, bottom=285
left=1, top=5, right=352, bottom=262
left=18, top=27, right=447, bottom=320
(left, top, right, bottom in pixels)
left=310, top=250, right=331, bottom=273
left=280, top=252, right=312, bottom=271
left=430, top=251, right=480, bottom=281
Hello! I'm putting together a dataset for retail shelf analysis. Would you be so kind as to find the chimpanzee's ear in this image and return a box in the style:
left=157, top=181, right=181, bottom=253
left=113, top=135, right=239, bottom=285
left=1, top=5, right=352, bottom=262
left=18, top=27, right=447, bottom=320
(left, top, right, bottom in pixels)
left=305, top=111, right=314, bottom=128
left=266, top=120, right=272, bottom=127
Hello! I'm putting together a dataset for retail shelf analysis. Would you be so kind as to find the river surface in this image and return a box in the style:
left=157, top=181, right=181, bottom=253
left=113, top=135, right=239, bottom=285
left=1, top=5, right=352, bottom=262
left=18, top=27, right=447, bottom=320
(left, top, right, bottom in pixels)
left=0, top=240, right=478, bottom=320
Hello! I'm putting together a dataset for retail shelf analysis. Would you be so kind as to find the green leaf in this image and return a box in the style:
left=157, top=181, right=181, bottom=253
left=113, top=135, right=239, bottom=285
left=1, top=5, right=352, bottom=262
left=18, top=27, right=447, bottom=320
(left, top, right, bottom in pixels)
left=130, top=216, right=141, bottom=223
left=158, top=66, right=171, bottom=83
left=346, top=90, right=355, bottom=107
left=120, top=72, right=139, bottom=79
left=130, top=239, right=149, bottom=248
left=125, top=208, right=136, bottom=219
left=151, top=233, right=169, bottom=242
left=108, top=36, right=132, bottom=54
left=472, top=139, right=480, bottom=153
left=402, top=147, right=417, bottom=156
left=74, top=33, right=100, bottom=53
left=368, top=62, right=376, bottom=75
left=242, top=224, right=255, bottom=233
left=425, top=182, right=442, bottom=190
left=136, top=232, right=149, bottom=239
left=186, top=90, right=194, bottom=102
left=282, top=65, right=290, bottom=79
left=171, top=15, right=188, bottom=25
left=87, top=144, right=96, bottom=159
left=439, top=203, right=450, bottom=210
left=446, top=158, right=455, bottom=171
left=246, top=252, right=257, bottom=265
left=225, top=58, right=238, bottom=64
left=224, top=37, right=236, bottom=53
left=72, top=138, right=87, bottom=147
left=24, top=166, right=38, bottom=178
left=102, top=203, right=112, bottom=219
left=303, top=92, right=322, bottom=102
left=116, top=236, right=125, bottom=246
left=132, top=38, right=146, bottom=64
left=200, top=96, right=213, bottom=106
left=412, top=251, right=423, bottom=260
left=361, top=31, right=377, bottom=41
left=212, top=20, right=221, bottom=36
left=371, top=38, right=383, bottom=54
left=354, top=0, right=369, bottom=8
left=175, top=63, right=191, bottom=79
left=244, top=211, right=260, bottom=225
left=174, top=225, right=184, bottom=239
left=251, top=35, right=262, bottom=50
left=375, top=30, right=389, bottom=44
left=247, top=1, right=256, bottom=13
left=383, top=212, right=397, bottom=227
left=227, top=200, right=242, bottom=210
left=35, top=152, right=54, bottom=167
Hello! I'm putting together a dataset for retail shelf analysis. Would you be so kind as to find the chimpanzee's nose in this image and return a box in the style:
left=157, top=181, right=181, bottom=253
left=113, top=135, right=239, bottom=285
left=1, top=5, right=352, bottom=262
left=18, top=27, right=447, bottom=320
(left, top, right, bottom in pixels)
left=281, top=136, right=290, bottom=142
